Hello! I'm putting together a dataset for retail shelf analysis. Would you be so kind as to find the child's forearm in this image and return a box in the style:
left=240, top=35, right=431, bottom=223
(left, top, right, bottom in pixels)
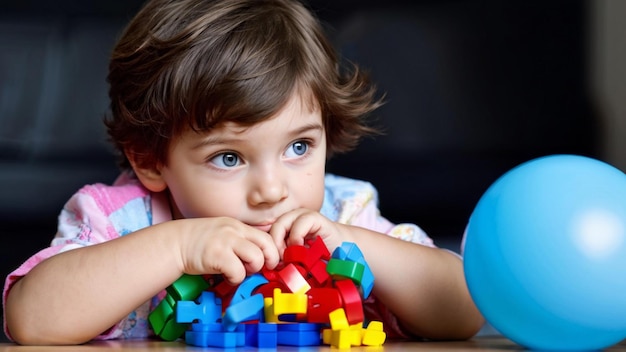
left=5, top=221, right=184, bottom=345
left=347, top=227, right=485, bottom=340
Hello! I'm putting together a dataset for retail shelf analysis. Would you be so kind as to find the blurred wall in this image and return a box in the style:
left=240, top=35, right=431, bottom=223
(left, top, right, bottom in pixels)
left=590, top=0, right=626, bottom=171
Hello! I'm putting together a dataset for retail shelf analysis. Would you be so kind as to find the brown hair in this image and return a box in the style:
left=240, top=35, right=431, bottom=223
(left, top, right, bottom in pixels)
left=105, top=0, right=382, bottom=170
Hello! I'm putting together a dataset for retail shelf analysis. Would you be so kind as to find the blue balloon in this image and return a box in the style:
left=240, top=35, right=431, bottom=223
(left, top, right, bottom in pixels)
left=464, top=154, right=626, bottom=350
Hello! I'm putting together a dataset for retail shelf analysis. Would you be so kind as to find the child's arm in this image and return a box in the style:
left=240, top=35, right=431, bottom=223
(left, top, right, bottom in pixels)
left=5, top=217, right=279, bottom=345
left=271, top=209, right=485, bottom=340
left=350, top=228, right=485, bottom=340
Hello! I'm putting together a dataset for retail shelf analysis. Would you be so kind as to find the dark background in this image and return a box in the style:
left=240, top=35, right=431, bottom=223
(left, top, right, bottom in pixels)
left=0, top=0, right=599, bottom=342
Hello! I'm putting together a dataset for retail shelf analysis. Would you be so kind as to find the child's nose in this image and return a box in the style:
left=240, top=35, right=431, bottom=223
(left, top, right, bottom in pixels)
left=248, top=166, right=288, bottom=206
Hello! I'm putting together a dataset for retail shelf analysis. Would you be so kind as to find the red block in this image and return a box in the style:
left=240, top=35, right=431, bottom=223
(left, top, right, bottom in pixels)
left=334, top=279, right=364, bottom=325
left=278, top=263, right=311, bottom=294
left=306, top=237, right=331, bottom=262
left=284, top=245, right=312, bottom=270
left=254, top=281, right=286, bottom=298
left=306, top=288, right=343, bottom=323
left=308, top=260, right=330, bottom=287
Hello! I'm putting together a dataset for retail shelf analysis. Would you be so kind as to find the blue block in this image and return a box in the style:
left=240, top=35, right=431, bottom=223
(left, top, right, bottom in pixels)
left=190, top=322, right=222, bottom=332
left=245, top=323, right=277, bottom=348
left=176, top=291, right=222, bottom=324
left=277, top=322, right=321, bottom=331
left=277, top=313, right=298, bottom=322
left=360, top=265, right=375, bottom=299
left=277, top=323, right=322, bottom=346
left=277, top=330, right=322, bottom=346
left=231, top=273, right=269, bottom=305
left=185, top=325, right=245, bottom=348
left=331, top=246, right=348, bottom=260
left=222, top=293, right=264, bottom=331
left=333, top=242, right=375, bottom=298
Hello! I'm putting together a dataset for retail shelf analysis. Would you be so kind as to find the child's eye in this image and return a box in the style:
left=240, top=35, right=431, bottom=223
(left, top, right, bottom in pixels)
left=284, top=140, right=309, bottom=158
left=210, top=152, right=240, bottom=168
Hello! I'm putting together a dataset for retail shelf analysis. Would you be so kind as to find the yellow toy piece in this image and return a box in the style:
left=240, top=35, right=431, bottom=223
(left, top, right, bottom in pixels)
left=349, top=323, right=364, bottom=346
left=362, top=321, right=386, bottom=346
left=263, top=297, right=279, bottom=323
left=328, top=308, right=349, bottom=330
left=330, top=329, right=352, bottom=349
left=272, top=288, right=307, bottom=316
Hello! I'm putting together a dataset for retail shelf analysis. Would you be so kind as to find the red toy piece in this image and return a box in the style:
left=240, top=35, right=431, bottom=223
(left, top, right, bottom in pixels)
left=306, top=287, right=343, bottom=323
left=334, top=279, right=364, bottom=325
left=277, top=263, right=311, bottom=295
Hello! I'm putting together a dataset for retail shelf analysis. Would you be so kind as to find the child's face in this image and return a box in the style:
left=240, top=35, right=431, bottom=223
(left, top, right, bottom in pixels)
left=159, top=92, right=327, bottom=232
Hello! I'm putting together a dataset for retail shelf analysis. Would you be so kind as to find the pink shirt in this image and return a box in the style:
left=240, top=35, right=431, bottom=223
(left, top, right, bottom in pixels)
left=3, top=173, right=434, bottom=341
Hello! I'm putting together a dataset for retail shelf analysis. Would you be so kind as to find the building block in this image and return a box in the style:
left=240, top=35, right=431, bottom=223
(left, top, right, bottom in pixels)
left=212, top=278, right=237, bottom=298
left=331, top=245, right=348, bottom=260
left=308, top=259, right=330, bottom=287
left=222, top=293, right=265, bottom=331
left=283, top=245, right=311, bottom=269
left=148, top=294, right=187, bottom=341
left=245, top=323, right=277, bottom=348
left=261, top=265, right=281, bottom=282
left=306, top=287, right=342, bottom=323
left=176, top=291, right=222, bottom=324
left=362, top=321, right=386, bottom=346
left=326, top=258, right=364, bottom=285
left=349, top=323, right=364, bottom=346
left=277, top=323, right=323, bottom=346
left=322, top=328, right=332, bottom=344
left=253, top=280, right=286, bottom=298
left=190, top=322, right=221, bottom=332
left=148, top=295, right=173, bottom=336
left=332, top=242, right=375, bottom=298
left=150, top=274, right=210, bottom=341
left=166, top=274, right=210, bottom=301
left=306, top=237, right=331, bottom=261
left=329, top=308, right=349, bottom=331
left=263, top=297, right=279, bottom=323
left=272, top=288, right=308, bottom=316
left=230, top=273, right=268, bottom=305
left=332, top=242, right=360, bottom=261
left=329, top=328, right=353, bottom=349
left=325, top=324, right=364, bottom=349
left=185, top=323, right=245, bottom=348
left=334, top=279, right=364, bottom=325
left=278, top=263, right=311, bottom=295
left=359, top=266, right=375, bottom=299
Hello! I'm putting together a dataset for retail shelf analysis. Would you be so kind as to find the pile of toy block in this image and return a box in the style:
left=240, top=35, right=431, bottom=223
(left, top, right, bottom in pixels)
left=148, top=238, right=386, bottom=348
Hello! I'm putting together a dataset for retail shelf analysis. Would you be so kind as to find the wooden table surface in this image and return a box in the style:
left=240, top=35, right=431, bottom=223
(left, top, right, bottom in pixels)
left=0, top=336, right=624, bottom=351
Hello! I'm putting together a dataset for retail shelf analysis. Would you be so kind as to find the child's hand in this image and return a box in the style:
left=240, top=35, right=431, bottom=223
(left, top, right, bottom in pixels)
left=175, top=217, right=280, bottom=285
left=269, top=209, right=351, bottom=255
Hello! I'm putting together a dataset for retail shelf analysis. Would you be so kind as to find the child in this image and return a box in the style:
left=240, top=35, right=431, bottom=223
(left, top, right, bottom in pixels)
left=3, top=0, right=483, bottom=345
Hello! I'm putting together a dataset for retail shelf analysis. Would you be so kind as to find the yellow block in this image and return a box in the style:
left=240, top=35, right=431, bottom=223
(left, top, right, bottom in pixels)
left=328, top=308, right=349, bottom=331
left=273, top=288, right=307, bottom=316
left=263, top=297, right=279, bottom=323
left=362, top=320, right=386, bottom=346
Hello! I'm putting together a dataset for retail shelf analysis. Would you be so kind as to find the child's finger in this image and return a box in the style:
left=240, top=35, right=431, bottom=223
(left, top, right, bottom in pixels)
left=245, top=229, right=281, bottom=270
left=214, top=249, right=248, bottom=285
left=268, top=215, right=296, bottom=252
left=230, top=238, right=268, bottom=276
left=285, top=212, right=321, bottom=246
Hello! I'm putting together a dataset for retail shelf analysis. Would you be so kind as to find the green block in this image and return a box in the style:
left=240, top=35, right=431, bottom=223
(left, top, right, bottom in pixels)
left=166, top=274, right=210, bottom=301
left=148, top=294, right=188, bottom=341
left=326, top=258, right=364, bottom=286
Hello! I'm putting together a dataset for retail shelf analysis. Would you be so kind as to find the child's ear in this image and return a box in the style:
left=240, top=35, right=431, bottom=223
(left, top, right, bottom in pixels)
left=126, top=151, right=167, bottom=193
